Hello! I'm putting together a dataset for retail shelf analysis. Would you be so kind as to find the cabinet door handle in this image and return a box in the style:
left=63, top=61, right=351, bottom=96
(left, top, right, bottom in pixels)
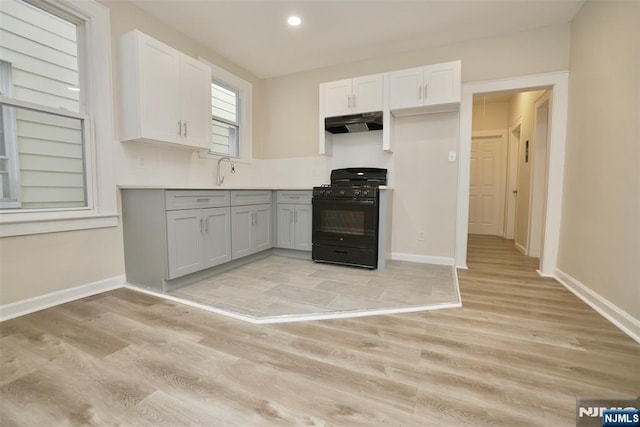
left=352, top=94, right=356, bottom=108
left=347, top=94, right=351, bottom=109
left=196, top=198, right=210, bottom=203
left=199, top=218, right=203, bottom=233
left=184, top=121, right=187, bottom=137
left=254, top=212, right=258, bottom=225
left=418, top=85, right=422, bottom=100
left=424, top=84, right=428, bottom=99
left=204, top=217, right=208, bottom=232
left=178, top=120, right=182, bottom=136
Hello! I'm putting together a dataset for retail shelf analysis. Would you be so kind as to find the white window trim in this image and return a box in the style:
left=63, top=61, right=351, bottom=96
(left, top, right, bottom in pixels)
left=197, top=58, right=252, bottom=163
left=0, top=0, right=118, bottom=237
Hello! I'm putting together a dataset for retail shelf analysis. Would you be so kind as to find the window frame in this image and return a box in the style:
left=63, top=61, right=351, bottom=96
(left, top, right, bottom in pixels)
left=0, top=0, right=117, bottom=237
left=211, top=81, right=240, bottom=158
left=199, top=58, right=252, bottom=163
left=0, top=60, right=22, bottom=208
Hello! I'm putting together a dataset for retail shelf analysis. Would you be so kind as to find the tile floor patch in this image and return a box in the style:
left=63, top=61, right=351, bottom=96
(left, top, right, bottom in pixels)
left=159, top=256, right=460, bottom=322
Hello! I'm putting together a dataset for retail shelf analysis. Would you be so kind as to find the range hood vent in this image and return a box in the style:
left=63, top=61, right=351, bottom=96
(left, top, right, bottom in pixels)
left=324, top=111, right=383, bottom=134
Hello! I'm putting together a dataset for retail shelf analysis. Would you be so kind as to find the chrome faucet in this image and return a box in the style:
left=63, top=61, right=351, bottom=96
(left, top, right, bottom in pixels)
left=216, top=156, right=235, bottom=186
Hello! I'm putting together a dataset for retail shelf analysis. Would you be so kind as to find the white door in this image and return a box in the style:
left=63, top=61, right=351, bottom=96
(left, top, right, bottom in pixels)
left=138, top=34, right=180, bottom=143
left=388, top=66, right=423, bottom=110
left=351, top=75, right=383, bottom=114
left=423, top=61, right=460, bottom=105
left=179, top=54, right=212, bottom=150
left=468, top=135, right=505, bottom=235
left=322, top=79, right=352, bottom=117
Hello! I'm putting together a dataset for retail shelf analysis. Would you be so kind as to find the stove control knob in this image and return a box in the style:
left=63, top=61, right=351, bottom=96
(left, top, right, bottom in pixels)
left=339, top=190, right=345, bottom=195
left=363, top=190, right=369, bottom=196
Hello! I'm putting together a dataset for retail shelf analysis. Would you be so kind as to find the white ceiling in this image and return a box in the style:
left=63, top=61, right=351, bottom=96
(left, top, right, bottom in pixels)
left=127, top=0, right=585, bottom=79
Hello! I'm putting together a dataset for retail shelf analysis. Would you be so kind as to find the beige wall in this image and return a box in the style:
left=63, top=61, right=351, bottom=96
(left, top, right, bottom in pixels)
left=559, top=1, right=640, bottom=318
left=0, top=227, right=124, bottom=304
left=472, top=100, right=510, bottom=132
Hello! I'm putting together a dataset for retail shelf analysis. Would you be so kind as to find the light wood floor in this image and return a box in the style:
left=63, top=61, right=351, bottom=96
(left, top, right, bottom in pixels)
left=1, top=235, right=639, bottom=426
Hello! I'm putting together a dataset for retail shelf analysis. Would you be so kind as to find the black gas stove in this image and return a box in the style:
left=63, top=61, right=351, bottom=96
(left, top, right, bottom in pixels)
left=312, top=168, right=387, bottom=269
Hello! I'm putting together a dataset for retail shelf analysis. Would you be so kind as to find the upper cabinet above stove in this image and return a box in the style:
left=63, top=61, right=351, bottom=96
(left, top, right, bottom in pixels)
left=320, top=74, right=384, bottom=118
left=318, top=60, right=461, bottom=155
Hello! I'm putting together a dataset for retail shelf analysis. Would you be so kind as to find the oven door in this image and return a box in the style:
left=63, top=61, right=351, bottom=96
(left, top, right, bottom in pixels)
left=312, top=198, right=378, bottom=249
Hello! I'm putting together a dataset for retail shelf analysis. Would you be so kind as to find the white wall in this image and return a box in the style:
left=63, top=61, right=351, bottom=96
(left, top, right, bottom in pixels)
left=558, top=0, right=640, bottom=320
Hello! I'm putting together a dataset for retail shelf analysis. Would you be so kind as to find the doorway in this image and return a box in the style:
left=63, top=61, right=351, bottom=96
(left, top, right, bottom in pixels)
left=456, top=72, right=569, bottom=276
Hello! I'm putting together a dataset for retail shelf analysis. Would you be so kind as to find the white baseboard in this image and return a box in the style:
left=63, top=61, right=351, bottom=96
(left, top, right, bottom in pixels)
left=391, top=252, right=454, bottom=266
left=0, top=275, right=125, bottom=321
left=515, top=242, right=527, bottom=255
left=554, top=268, right=640, bottom=344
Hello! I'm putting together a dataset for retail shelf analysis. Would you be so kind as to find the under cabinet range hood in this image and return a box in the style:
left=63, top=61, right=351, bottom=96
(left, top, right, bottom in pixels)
left=324, top=111, right=383, bottom=134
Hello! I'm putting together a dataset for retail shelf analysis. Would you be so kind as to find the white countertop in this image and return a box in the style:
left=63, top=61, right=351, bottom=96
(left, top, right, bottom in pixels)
left=118, top=185, right=314, bottom=190
left=118, top=185, right=392, bottom=191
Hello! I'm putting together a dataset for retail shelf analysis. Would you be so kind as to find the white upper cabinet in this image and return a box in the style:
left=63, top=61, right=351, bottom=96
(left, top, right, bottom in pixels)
left=321, top=74, right=383, bottom=117
left=119, top=30, right=212, bottom=150
left=388, top=60, right=461, bottom=115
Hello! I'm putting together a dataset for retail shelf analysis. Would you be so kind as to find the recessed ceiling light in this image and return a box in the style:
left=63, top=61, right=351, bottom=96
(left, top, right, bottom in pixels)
left=287, top=16, right=301, bottom=27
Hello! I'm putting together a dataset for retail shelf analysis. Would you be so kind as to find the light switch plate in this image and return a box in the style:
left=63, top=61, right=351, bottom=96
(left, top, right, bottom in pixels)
left=448, top=151, right=457, bottom=162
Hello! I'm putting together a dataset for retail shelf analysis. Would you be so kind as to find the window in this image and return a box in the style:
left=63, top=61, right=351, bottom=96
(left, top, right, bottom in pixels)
left=211, top=82, right=239, bottom=157
left=201, top=59, right=252, bottom=162
left=0, top=0, right=87, bottom=210
left=0, top=0, right=117, bottom=236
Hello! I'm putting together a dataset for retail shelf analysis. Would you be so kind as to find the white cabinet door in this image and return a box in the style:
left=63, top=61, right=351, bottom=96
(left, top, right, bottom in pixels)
left=179, top=54, right=212, bottom=150
left=424, top=61, right=461, bottom=106
left=120, top=30, right=211, bottom=150
left=276, top=204, right=295, bottom=249
left=253, top=204, right=272, bottom=253
left=388, top=66, right=423, bottom=110
left=166, top=209, right=203, bottom=279
left=202, top=207, right=231, bottom=268
left=231, top=206, right=253, bottom=260
left=322, top=79, right=352, bottom=117
left=294, top=205, right=312, bottom=251
left=351, top=74, right=383, bottom=114
left=137, top=34, right=181, bottom=144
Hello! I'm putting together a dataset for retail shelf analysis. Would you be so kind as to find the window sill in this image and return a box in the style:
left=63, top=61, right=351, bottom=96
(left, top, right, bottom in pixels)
left=0, top=212, right=119, bottom=237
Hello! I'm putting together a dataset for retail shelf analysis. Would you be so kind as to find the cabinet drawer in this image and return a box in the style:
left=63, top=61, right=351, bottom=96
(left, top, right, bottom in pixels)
left=276, top=191, right=312, bottom=204
left=165, top=190, right=230, bottom=210
left=230, top=190, right=271, bottom=206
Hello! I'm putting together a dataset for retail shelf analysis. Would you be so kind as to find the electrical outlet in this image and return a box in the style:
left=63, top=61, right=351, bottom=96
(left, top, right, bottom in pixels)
left=418, top=231, right=425, bottom=241
left=448, top=151, right=457, bottom=162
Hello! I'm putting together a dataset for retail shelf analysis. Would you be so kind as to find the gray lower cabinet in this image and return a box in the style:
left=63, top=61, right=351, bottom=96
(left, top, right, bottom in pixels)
left=121, top=189, right=233, bottom=291
left=231, top=203, right=272, bottom=259
left=276, top=191, right=312, bottom=251
left=166, top=207, right=231, bottom=279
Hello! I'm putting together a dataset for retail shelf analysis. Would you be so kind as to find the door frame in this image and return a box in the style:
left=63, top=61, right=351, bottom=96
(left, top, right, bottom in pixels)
left=527, top=90, right=552, bottom=259
left=455, top=71, right=569, bottom=276
left=506, top=118, right=522, bottom=242
left=469, top=129, right=508, bottom=236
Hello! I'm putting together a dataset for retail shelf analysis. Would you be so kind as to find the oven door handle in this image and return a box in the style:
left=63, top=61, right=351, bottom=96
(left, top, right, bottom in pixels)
left=312, top=199, right=377, bottom=205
